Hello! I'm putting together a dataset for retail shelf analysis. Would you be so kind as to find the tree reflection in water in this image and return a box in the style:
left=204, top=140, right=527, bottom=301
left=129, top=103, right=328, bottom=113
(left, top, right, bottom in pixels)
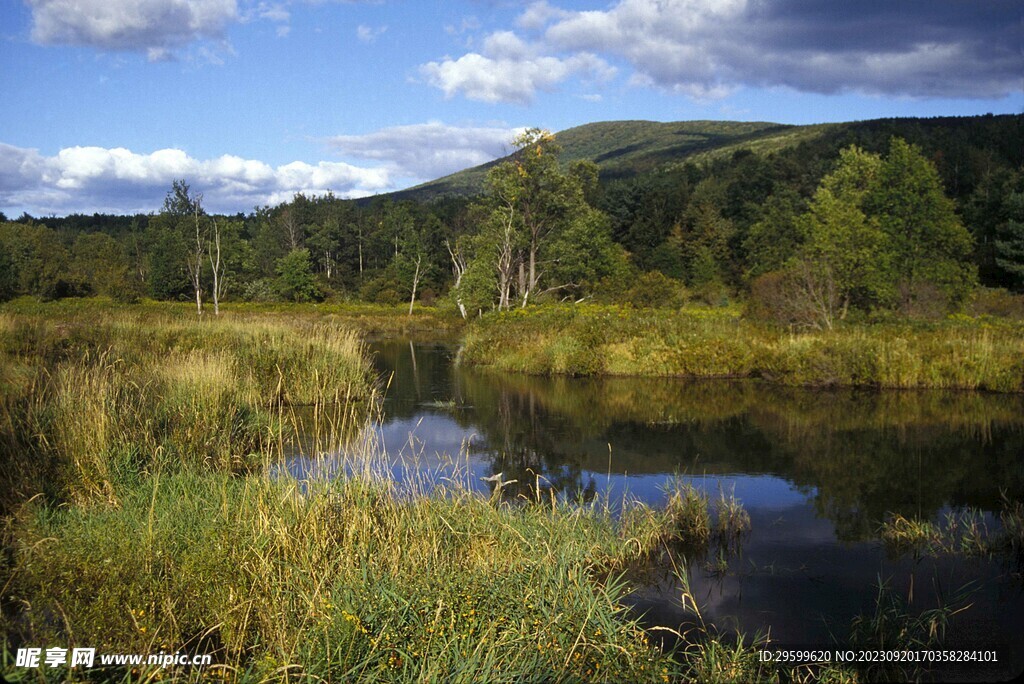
left=289, top=339, right=1024, bottom=673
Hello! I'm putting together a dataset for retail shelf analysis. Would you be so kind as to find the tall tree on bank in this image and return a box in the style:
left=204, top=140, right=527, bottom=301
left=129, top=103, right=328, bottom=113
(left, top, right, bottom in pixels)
left=796, top=145, right=888, bottom=323
left=993, top=189, right=1024, bottom=291
left=755, top=139, right=977, bottom=327
left=463, top=129, right=624, bottom=311
left=162, top=180, right=207, bottom=316
left=866, top=138, right=976, bottom=309
left=489, top=129, right=576, bottom=307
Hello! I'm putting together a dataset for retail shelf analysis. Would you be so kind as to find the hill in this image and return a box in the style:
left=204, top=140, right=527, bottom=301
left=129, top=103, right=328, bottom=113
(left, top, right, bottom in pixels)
left=387, top=119, right=837, bottom=201
left=381, top=115, right=1020, bottom=203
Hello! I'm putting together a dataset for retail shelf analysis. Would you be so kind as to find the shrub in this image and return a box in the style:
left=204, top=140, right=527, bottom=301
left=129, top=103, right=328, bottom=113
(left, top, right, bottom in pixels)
left=275, top=249, right=323, bottom=302
left=621, top=271, right=689, bottom=308
left=968, top=287, right=1024, bottom=319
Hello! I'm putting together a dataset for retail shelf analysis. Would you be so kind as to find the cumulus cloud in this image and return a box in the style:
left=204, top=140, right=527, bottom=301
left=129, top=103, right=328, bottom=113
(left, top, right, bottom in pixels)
left=427, top=0, right=1021, bottom=102
left=538, top=0, right=1021, bottom=99
left=27, top=0, right=239, bottom=55
left=421, top=30, right=615, bottom=104
left=515, top=1, right=570, bottom=32
left=328, top=121, right=527, bottom=181
left=0, top=143, right=393, bottom=216
left=25, top=0, right=379, bottom=56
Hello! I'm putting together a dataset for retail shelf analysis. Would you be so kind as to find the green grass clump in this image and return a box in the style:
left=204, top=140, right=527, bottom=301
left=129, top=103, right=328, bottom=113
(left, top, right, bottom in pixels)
left=460, top=304, right=1024, bottom=392
left=0, top=306, right=374, bottom=508
left=881, top=497, right=1024, bottom=561
left=0, top=301, right=685, bottom=683
left=5, top=471, right=682, bottom=682
left=664, top=481, right=712, bottom=548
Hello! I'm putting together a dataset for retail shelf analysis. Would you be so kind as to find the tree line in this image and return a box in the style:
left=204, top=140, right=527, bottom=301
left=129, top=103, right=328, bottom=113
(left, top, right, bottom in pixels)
left=1, top=115, right=1021, bottom=323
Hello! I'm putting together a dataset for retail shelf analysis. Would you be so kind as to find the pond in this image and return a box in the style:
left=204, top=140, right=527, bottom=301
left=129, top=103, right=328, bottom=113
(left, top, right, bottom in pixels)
left=284, top=339, right=1024, bottom=681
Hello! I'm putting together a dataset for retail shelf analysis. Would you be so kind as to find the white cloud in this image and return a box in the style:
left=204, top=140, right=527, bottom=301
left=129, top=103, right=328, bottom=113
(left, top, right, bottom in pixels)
left=421, top=29, right=615, bottom=105
left=0, top=120, right=533, bottom=215
left=328, top=121, right=527, bottom=181
left=515, top=1, right=570, bottom=31
left=424, top=0, right=1020, bottom=102
left=28, top=0, right=239, bottom=54
left=356, top=24, right=387, bottom=44
left=537, top=0, right=1021, bottom=99
left=0, top=143, right=393, bottom=216
left=25, top=0, right=382, bottom=56
left=256, top=2, right=289, bottom=23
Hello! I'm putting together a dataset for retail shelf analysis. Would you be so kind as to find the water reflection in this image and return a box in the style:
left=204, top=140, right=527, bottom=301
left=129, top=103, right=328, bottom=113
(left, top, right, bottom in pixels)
left=283, top=339, right=1024, bottom=679
left=361, top=340, right=1024, bottom=529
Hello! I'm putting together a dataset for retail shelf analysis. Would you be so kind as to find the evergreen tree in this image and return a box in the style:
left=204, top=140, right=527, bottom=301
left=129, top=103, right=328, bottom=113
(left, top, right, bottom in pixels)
left=994, top=191, right=1024, bottom=291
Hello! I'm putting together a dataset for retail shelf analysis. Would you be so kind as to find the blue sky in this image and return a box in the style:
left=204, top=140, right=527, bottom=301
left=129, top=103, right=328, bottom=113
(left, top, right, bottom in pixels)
left=1, top=0, right=1020, bottom=216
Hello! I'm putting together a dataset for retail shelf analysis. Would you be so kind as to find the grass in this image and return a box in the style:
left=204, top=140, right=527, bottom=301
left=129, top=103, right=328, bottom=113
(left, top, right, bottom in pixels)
left=847, top=575, right=978, bottom=682
left=880, top=495, right=1024, bottom=561
left=0, top=299, right=1008, bottom=682
left=0, top=305, right=372, bottom=509
left=5, top=472, right=682, bottom=682
left=459, top=304, right=1024, bottom=392
left=0, top=301, right=681, bottom=682
left=0, top=295, right=465, bottom=339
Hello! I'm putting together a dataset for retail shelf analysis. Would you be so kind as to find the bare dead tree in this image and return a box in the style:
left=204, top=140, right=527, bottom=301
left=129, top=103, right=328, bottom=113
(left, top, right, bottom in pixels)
left=408, top=253, right=422, bottom=316
left=186, top=194, right=206, bottom=316
left=280, top=206, right=301, bottom=251
left=445, top=238, right=468, bottom=319
left=494, top=194, right=517, bottom=311
left=208, top=215, right=223, bottom=316
left=790, top=258, right=841, bottom=330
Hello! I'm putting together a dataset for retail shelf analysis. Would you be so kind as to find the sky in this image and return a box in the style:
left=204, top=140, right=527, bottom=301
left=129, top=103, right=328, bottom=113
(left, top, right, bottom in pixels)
left=0, top=0, right=1020, bottom=217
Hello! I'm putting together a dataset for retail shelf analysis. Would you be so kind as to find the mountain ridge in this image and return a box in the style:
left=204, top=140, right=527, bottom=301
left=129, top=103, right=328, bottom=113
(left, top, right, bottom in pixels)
left=384, top=118, right=835, bottom=202
left=378, top=114, right=1019, bottom=203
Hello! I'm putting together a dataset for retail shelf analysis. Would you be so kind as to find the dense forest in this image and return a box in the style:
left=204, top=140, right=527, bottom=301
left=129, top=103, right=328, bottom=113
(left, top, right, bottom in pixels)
left=1, top=114, right=1021, bottom=325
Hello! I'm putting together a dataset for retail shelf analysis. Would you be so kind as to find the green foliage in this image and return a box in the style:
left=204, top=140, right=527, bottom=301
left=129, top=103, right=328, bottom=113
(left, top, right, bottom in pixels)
left=743, top=189, right=805, bottom=280
left=546, top=207, right=630, bottom=301
left=757, top=140, right=977, bottom=326
left=0, top=222, right=79, bottom=299
left=70, top=232, right=141, bottom=301
left=146, top=219, right=191, bottom=300
left=275, top=248, right=323, bottom=302
left=676, top=185, right=735, bottom=292
left=3, top=116, right=1020, bottom=312
left=359, top=266, right=404, bottom=305
left=461, top=303, right=1024, bottom=391
left=867, top=137, right=977, bottom=308
left=796, top=146, right=889, bottom=314
left=0, top=237, right=17, bottom=302
left=463, top=128, right=623, bottom=310
left=994, top=191, right=1024, bottom=290
left=616, top=270, right=689, bottom=308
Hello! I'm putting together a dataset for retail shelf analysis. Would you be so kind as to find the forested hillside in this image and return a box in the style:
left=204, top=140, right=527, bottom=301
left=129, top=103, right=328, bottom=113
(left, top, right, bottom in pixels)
left=1, top=114, right=1021, bottom=321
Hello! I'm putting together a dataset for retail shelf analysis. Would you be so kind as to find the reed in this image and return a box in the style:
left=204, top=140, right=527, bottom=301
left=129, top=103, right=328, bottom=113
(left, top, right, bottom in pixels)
left=879, top=508, right=1004, bottom=559
left=1, top=303, right=684, bottom=682
left=460, top=304, right=1024, bottom=392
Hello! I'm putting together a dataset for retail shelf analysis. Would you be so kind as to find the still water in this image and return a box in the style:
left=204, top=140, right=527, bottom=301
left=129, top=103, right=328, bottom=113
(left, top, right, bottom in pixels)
left=285, top=339, right=1024, bottom=680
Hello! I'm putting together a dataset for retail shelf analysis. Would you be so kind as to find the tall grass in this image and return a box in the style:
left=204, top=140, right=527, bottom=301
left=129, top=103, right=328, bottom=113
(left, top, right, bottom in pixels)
left=0, top=308, right=372, bottom=508
left=2, top=301, right=1001, bottom=682
left=459, top=304, right=1024, bottom=392
left=6, top=471, right=691, bottom=682
left=1, top=303, right=682, bottom=682
left=880, top=498, right=1024, bottom=560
